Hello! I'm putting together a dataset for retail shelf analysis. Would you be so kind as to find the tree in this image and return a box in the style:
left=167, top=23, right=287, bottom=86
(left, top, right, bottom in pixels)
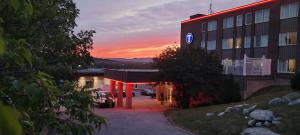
left=0, top=102, right=22, bottom=135
left=220, top=75, right=241, bottom=103
left=154, top=46, right=224, bottom=108
left=154, top=46, right=242, bottom=108
left=291, top=72, right=300, bottom=91
left=0, top=0, right=105, bottom=134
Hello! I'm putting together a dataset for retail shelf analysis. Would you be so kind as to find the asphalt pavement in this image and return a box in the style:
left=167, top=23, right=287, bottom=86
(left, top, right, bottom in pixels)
left=93, top=93, right=192, bottom=135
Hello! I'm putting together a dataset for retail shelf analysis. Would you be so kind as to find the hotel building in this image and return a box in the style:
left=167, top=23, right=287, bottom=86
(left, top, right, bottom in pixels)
left=181, top=0, right=300, bottom=97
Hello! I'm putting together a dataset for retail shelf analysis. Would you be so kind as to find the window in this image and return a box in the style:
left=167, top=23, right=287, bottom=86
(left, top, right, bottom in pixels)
left=245, top=13, right=252, bottom=25
left=201, top=41, right=206, bottom=48
left=207, top=40, right=216, bottom=50
left=236, top=15, right=243, bottom=27
left=223, top=17, right=234, bottom=29
left=85, top=80, right=94, bottom=88
left=254, top=35, right=268, bottom=47
left=255, top=9, right=270, bottom=23
left=244, top=36, right=251, bottom=48
left=277, top=59, right=296, bottom=73
left=222, top=38, right=233, bottom=49
left=208, top=21, right=217, bottom=31
left=279, top=32, right=297, bottom=46
left=280, top=2, right=299, bottom=19
left=236, top=37, right=242, bottom=48
left=202, top=22, right=207, bottom=32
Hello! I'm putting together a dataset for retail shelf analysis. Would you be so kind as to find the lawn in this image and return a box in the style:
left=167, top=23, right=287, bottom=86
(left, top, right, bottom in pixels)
left=166, top=85, right=300, bottom=135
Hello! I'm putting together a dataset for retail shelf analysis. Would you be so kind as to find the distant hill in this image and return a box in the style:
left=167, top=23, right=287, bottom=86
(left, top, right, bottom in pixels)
left=93, top=58, right=154, bottom=69
left=109, top=58, right=153, bottom=63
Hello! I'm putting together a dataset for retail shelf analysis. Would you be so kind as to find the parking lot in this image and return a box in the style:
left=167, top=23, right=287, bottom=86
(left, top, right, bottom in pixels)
left=93, top=92, right=192, bottom=135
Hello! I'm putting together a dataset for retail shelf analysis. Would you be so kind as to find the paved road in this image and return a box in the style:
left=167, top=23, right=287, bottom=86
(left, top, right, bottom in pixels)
left=93, top=94, right=192, bottom=135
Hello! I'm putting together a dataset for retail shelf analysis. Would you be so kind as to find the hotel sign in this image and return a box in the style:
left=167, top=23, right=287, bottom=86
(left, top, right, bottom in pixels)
left=186, top=33, right=193, bottom=44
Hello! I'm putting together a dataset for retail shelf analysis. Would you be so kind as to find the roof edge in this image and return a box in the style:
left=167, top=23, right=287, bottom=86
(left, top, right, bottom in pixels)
left=181, top=0, right=276, bottom=24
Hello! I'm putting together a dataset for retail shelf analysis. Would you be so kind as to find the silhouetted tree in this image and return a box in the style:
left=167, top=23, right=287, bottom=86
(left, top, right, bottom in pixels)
left=0, top=0, right=105, bottom=134
left=154, top=47, right=242, bottom=108
left=154, top=46, right=224, bottom=108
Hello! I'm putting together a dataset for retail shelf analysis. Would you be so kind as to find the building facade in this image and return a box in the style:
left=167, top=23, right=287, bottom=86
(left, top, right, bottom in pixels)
left=181, top=0, right=300, bottom=80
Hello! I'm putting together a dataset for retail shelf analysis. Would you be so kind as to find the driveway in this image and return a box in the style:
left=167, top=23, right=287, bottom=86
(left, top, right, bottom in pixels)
left=93, top=94, right=192, bottom=135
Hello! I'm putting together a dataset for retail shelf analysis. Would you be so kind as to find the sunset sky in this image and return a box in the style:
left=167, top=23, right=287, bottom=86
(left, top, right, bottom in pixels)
left=74, top=0, right=260, bottom=58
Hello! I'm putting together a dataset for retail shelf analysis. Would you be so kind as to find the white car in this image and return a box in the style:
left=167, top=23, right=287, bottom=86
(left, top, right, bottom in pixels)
left=92, top=90, right=115, bottom=108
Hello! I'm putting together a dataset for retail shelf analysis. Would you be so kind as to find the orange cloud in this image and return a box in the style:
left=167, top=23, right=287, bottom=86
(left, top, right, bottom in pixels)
left=90, top=33, right=179, bottom=58
left=91, top=43, right=178, bottom=58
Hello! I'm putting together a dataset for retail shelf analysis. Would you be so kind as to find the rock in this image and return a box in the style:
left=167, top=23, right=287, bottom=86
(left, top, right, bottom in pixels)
left=273, top=117, right=282, bottom=121
left=268, top=97, right=287, bottom=105
left=217, top=112, right=225, bottom=117
left=243, top=105, right=257, bottom=115
left=225, top=106, right=241, bottom=113
left=288, top=98, right=300, bottom=105
left=283, top=92, right=300, bottom=102
left=272, top=120, right=281, bottom=125
left=255, top=122, right=263, bottom=127
left=231, top=107, right=242, bottom=112
left=263, top=121, right=272, bottom=127
left=224, top=104, right=250, bottom=113
left=249, top=109, right=274, bottom=121
left=225, top=107, right=232, bottom=113
left=248, top=119, right=256, bottom=127
left=234, top=104, right=250, bottom=108
left=206, top=112, right=215, bottom=117
left=241, top=127, right=280, bottom=135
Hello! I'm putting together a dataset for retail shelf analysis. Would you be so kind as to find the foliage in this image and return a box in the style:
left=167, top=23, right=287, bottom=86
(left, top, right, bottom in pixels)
left=291, top=72, right=300, bottom=91
left=153, top=46, right=224, bottom=108
left=0, top=102, right=22, bottom=135
left=0, top=0, right=105, bottom=134
left=219, top=75, right=241, bottom=103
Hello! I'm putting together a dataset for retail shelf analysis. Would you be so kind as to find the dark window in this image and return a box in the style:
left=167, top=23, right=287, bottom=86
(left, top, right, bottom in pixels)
left=85, top=80, right=94, bottom=88
left=245, top=13, right=252, bottom=25
left=202, top=22, right=207, bottom=32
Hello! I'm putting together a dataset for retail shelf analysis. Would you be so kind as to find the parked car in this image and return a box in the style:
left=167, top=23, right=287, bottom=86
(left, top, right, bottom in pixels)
left=93, top=91, right=115, bottom=108
left=114, top=90, right=136, bottom=97
left=141, top=89, right=155, bottom=96
left=150, top=92, right=156, bottom=99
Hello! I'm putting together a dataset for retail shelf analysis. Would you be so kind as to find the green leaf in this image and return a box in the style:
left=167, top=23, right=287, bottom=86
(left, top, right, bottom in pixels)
left=20, top=48, right=32, bottom=66
left=0, top=103, right=22, bottom=135
left=10, top=0, right=19, bottom=11
left=24, top=0, right=33, bottom=16
left=17, top=39, right=32, bottom=66
left=0, top=35, right=5, bottom=55
left=0, top=17, right=4, bottom=23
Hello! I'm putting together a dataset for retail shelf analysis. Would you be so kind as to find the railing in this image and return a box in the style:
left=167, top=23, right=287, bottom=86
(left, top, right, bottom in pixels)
left=222, top=55, right=272, bottom=76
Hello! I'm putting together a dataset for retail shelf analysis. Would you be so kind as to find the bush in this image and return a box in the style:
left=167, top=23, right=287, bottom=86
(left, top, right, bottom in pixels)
left=291, top=72, right=300, bottom=91
left=154, top=46, right=223, bottom=108
left=219, top=75, right=242, bottom=103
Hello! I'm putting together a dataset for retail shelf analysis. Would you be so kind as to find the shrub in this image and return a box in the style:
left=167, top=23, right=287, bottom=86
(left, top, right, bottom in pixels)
left=219, top=75, right=242, bottom=103
left=291, top=72, right=300, bottom=91
left=154, top=46, right=223, bottom=108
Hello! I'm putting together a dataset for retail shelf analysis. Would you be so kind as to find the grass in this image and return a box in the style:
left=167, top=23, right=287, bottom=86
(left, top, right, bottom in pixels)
left=166, top=85, right=300, bottom=135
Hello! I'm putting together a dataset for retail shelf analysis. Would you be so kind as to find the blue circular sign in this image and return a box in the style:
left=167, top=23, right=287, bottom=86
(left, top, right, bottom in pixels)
left=186, top=33, right=193, bottom=44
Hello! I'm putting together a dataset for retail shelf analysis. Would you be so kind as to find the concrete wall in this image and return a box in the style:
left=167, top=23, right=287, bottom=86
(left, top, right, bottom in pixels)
left=242, top=79, right=274, bottom=99
left=236, top=76, right=291, bottom=99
